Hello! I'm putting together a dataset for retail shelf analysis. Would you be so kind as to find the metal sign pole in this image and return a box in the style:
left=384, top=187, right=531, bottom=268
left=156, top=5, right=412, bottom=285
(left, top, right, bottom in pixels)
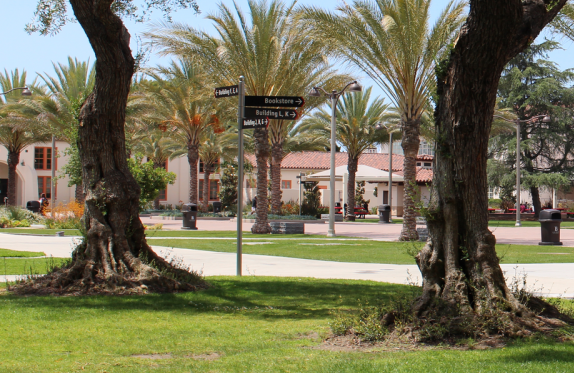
left=236, top=77, right=245, bottom=276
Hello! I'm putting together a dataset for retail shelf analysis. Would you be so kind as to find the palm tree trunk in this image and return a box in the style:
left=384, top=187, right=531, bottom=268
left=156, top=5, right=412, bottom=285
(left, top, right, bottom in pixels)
left=251, top=127, right=271, bottom=234
left=270, top=142, right=283, bottom=215
left=345, top=154, right=358, bottom=222
left=187, top=142, right=199, bottom=204
left=7, top=150, right=19, bottom=207
left=399, top=118, right=420, bottom=241
left=74, top=182, right=85, bottom=204
left=202, top=166, right=210, bottom=213
left=531, top=186, right=541, bottom=219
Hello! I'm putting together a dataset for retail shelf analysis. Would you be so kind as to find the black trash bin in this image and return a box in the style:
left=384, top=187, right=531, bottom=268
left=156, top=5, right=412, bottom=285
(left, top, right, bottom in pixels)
left=539, top=209, right=562, bottom=245
left=378, top=204, right=391, bottom=223
left=26, top=200, right=41, bottom=213
left=181, top=203, right=198, bottom=230
left=212, top=201, right=222, bottom=213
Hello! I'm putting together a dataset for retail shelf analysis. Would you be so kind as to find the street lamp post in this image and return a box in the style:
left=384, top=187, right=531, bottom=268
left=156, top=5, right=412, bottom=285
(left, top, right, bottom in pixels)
left=309, top=81, right=362, bottom=237
left=493, top=114, right=550, bottom=227
left=376, top=123, right=397, bottom=222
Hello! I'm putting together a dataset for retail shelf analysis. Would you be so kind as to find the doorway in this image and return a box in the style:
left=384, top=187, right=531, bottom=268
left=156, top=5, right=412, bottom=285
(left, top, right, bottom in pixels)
left=0, top=179, right=7, bottom=205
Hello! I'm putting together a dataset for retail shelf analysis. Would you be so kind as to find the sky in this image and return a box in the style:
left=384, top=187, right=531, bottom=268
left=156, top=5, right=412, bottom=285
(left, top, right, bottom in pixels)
left=1, top=0, right=573, bottom=102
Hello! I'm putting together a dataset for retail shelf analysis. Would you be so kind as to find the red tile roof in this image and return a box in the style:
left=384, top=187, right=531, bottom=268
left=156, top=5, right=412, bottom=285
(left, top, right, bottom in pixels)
left=245, top=151, right=433, bottom=183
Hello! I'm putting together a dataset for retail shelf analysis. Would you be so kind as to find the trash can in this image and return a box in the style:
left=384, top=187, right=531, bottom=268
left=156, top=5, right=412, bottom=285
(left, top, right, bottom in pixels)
left=539, top=209, right=562, bottom=245
left=212, top=201, right=222, bottom=213
left=26, top=200, right=41, bottom=213
left=378, top=204, right=391, bottom=223
left=181, top=203, right=198, bottom=230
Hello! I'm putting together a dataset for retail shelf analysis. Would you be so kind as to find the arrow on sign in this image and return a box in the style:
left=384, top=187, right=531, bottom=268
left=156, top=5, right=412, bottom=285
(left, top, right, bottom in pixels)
left=242, top=117, right=269, bottom=129
left=214, top=85, right=239, bottom=98
left=245, top=96, right=305, bottom=108
left=244, top=108, right=299, bottom=120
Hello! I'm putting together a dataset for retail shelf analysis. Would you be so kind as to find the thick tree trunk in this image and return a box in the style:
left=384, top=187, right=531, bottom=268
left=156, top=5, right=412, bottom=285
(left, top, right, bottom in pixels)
left=251, top=127, right=271, bottom=234
left=414, top=0, right=566, bottom=317
left=345, top=155, right=358, bottom=222
left=270, top=142, right=283, bottom=215
left=399, top=118, right=420, bottom=241
left=202, top=166, right=211, bottom=213
left=531, top=186, right=541, bottom=218
left=6, top=150, right=19, bottom=206
left=14, top=0, right=206, bottom=295
left=187, top=142, right=199, bottom=204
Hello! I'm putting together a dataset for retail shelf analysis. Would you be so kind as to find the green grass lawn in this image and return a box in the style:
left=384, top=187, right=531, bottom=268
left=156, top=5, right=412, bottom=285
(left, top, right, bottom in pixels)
left=0, top=249, right=69, bottom=276
left=0, top=228, right=82, bottom=236
left=149, top=239, right=574, bottom=265
left=0, top=276, right=573, bottom=372
left=489, top=220, right=574, bottom=228
left=0, top=249, right=46, bottom=258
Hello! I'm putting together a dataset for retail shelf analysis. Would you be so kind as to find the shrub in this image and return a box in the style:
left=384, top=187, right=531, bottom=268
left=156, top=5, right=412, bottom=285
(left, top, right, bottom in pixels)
left=0, top=206, right=43, bottom=225
left=44, top=201, right=84, bottom=230
left=280, top=200, right=300, bottom=215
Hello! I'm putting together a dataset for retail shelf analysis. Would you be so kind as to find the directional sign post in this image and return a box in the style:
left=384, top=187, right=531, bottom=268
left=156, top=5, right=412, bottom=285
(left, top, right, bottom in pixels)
left=245, top=96, right=305, bottom=108
left=214, top=85, right=239, bottom=98
left=242, top=117, right=269, bottom=129
left=244, top=108, right=298, bottom=120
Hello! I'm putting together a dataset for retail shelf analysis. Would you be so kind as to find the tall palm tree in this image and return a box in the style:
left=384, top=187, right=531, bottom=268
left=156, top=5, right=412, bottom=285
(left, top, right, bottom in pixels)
left=198, top=128, right=237, bottom=212
left=142, top=60, right=223, bottom=205
left=146, top=0, right=343, bottom=233
left=23, top=58, right=96, bottom=202
left=301, top=0, right=466, bottom=239
left=301, top=87, right=389, bottom=221
left=0, top=69, right=48, bottom=206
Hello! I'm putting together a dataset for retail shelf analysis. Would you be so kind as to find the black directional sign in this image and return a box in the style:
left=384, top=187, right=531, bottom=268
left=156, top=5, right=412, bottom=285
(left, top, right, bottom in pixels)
left=214, top=85, right=239, bottom=98
left=244, top=108, right=299, bottom=120
left=245, top=96, right=305, bottom=108
left=242, top=117, right=269, bottom=129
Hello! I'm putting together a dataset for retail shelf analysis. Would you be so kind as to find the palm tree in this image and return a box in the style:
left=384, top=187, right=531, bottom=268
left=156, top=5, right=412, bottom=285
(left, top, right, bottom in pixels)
left=0, top=69, right=48, bottom=206
left=301, top=87, right=389, bottom=221
left=142, top=60, right=224, bottom=205
left=146, top=0, right=344, bottom=233
left=301, top=0, right=466, bottom=239
left=24, top=57, right=95, bottom=202
left=198, top=128, right=237, bottom=212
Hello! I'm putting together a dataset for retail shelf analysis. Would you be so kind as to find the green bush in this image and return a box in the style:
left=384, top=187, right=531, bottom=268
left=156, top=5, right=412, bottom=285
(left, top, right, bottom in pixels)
left=245, top=214, right=317, bottom=220
left=0, top=206, right=43, bottom=224
left=44, top=217, right=82, bottom=229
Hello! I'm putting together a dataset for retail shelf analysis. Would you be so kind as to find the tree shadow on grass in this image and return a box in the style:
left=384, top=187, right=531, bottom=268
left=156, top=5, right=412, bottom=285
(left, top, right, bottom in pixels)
left=1, top=277, right=418, bottom=320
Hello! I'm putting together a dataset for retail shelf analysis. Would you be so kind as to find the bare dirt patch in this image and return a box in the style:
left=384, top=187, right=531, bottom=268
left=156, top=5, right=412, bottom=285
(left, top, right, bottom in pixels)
left=295, top=331, right=320, bottom=340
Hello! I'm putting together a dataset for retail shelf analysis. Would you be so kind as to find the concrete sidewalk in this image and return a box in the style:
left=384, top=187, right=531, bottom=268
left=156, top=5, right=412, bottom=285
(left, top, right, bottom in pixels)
left=1, top=232, right=573, bottom=298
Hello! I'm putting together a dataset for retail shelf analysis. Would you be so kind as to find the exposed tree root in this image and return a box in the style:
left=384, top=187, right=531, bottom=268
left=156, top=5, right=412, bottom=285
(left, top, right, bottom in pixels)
left=9, top=244, right=209, bottom=296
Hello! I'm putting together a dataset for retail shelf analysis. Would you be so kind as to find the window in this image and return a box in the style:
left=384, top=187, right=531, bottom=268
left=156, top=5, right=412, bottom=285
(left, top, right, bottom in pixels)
left=199, top=180, right=220, bottom=200
left=38, top=176, right=52, bottom=198
left=34, top=147, right=53, bottom=170
left=424, top=162, right=432, bottom=167
left=418, top=139, right=435, bottom=156
left=199, top=158, right=220, bottom=173
left=281, top=180, right=292, bottom=189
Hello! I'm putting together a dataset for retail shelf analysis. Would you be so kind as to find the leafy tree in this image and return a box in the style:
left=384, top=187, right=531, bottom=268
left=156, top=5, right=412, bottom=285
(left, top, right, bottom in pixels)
left=301, top=181, right=321, bottom=217
left=128, top=154, right=176, bottom=209
left=147, top=0, right=340, bottom=233
left=218, top=162, right=238, bottom=214
left=416, top=0, right=567, bottom=325
left=0, top=69, right=49, bottom=206
left=21, top=0, right=205, bottom=294
left=355, top=181, right=370, bottom=208
left=301, top=0, right=466, bottom=237
left=493, top=41, right=574, bottom=216
left=301, top=87, right=389, bottom=221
